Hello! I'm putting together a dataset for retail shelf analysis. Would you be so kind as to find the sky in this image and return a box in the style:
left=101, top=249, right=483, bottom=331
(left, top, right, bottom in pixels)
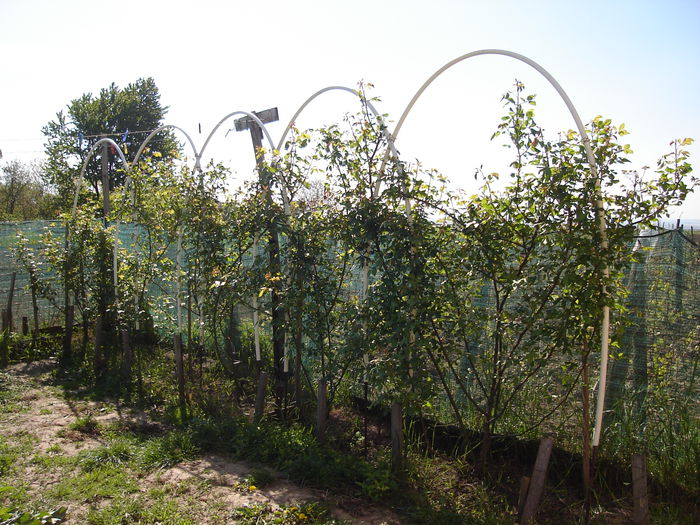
left=1, top=0, right=699, bottom=224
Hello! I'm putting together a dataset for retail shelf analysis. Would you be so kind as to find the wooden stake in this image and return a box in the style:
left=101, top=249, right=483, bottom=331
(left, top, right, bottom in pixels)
left=0, top=310, right=7, bottom=367
left=517, top=476, right=531, bottom=520
left=582, top=339, right=592, bottom=524
left=93, top=314, right=104, bottom=378
left=31, top=279, right=39, bottom=351
left=254, top=371, right=268, bottom=423
left=62, top=304, right=74, bottom=362
left=174, top=332, right=187, bottom=420
left=121, top=329, right=132, bottom=395
left=5, top=272, right=16, bottom=333
left=316, top=378, right=328, bottom=441
left=520, top=436, right=554, bottom=525
left=632, top=454, right=650, bottom=525
left=391, top=402, right=404, bottom=477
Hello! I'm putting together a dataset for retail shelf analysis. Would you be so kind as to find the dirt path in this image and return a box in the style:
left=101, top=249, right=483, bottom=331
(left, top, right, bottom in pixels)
left=0, top=359, right=402, bottom=524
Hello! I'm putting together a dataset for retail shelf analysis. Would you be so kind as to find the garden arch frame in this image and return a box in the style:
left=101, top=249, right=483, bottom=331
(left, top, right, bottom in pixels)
left=63, top=51, right=613, bottom=447
left=386, top=49, right=611, bottom=447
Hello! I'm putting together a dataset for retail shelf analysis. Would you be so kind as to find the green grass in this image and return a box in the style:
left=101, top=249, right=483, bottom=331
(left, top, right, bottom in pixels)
left=48, top=464, right=139, bottom=503
left=30, top=452, right=76, bottom=471
left=78, top=440, right=133, bottom=472
left=0, top=439, right=16, bottom=477
left=68, top=414, right=99, bottom=435
left=244, top=467, right=276, bottom=489
left=402, top=450, right=515, bottom=524
left=186, top=417, right=394, bottom=498
left=231, top=502, right=346, bottom=525
left=86, top=493, right=195, bottom=525
left=0, top=373, right=24, bottom=415
left=0, top=433, right=38, bottom=478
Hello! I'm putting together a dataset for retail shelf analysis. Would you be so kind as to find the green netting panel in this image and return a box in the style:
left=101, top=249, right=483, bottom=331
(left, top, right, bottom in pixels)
left=0, top=221, right=698, bottom=428
left=0, top=221, right=66, bottom=328
left=606, top=229, right=700, bottom=422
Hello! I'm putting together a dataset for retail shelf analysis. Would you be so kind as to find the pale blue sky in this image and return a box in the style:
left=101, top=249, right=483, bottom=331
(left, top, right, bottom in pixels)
left=1, top=0, right=698, bottom=220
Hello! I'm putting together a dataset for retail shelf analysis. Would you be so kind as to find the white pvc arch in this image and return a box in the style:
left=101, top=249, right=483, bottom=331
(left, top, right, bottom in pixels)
left=72, top=137, right=130, bottom=217
left=278, top=85, right=406, bottom=204
left=132, top=124, right=200, bottom=167
left=199, top=110, right=292, bottom=214
left=387, top=49, right=610, bottom=447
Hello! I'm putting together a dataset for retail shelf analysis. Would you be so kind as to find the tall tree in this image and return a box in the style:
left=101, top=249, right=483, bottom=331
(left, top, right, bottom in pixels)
left=42, top=78, right=178, bottom=209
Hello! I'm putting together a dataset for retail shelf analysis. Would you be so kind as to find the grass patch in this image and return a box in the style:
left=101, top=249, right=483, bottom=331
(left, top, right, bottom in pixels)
left=86, top=493, right=195, bottom=525
left=136, top=429, right=199, bottom=471
left=0, top=439, right=16, bottom=477
left=48, top=465, right=138, bottom=503
left=30, top=452, right=76, bottom=471
left=0, top=433, right=38, bottom=478
left=244, top=467, right=275, bottom=489
left=78, top=440, right=133, bottom=472
left=231, top=502, right=345, bottom=525
left=0, top=374, right=24, bottom=415
left=68, top=414, right=99, bottom=435
left=186, top=417, right=397, bottom=503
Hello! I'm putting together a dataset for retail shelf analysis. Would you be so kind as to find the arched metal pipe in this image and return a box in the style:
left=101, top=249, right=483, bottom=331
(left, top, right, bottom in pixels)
left=278, top=85, right=402, bottom=201
left=200, top=110, right=276, bottom=159
left=72, top=137, right=130, bottom=217
left=277, top=85, right=410, bottom=378
left=199, top=110, right=290, bottom=211
left=131, top=124, right=200, bottom=169
left=387, top=48, right=610, bottom=447
left=67, top=138, right=135, bottom=352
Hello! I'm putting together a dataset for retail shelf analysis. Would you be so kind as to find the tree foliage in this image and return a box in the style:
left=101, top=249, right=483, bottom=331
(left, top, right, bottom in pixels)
left=0, top=160, right=57, bottom=219
left=23, top=81, right=697, bottom=483
left=42, top=78, right=178, bottom=209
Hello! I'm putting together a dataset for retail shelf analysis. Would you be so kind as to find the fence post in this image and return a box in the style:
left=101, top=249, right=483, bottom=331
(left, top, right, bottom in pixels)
left=121, top=328, right=132, bottom=396
left=254, top=371, right=268, bottom=423
left=0, top=310, right=7, bottom=367
left=174, top=332, right=187, bottom=420
left=632, top=454, right=650, bottom=525
left=316, top=377, right=328, bottom=441
left=520, top=436, right=554, bottom=524
left=93, top=314, right=104, bottom=377
left=5, top=272, right=16, bottom=333
left=31, top=282, right=39, bottom=351
left=391, top=402, right=404, bottom=478
left=62, top=304, right=74, bottom=362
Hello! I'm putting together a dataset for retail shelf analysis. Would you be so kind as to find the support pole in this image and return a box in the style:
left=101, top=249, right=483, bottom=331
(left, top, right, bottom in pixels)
left=236, top=110, right=286, bottom=408
left=631, top=455, right=650, bottom=525
left=254, top=371, right=269, bottom=423
left=520, top=436, right=554, bottom=525
left=316, top=378, right=328, bottom=441
left=174, top=332, right=187, bottom=420
left=63, top=304, right=74, bottom=362
left=5, top=272, right=16, bottom=333
left=391, top=402, right=404, bottom=477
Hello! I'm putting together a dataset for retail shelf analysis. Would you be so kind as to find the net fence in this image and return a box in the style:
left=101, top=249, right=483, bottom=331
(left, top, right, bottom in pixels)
left=0, top=220, right=698, bottom=430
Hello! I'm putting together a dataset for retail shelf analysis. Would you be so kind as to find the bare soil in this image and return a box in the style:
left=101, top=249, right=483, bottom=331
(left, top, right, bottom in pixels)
left=0, top=359, right=402, bottom=524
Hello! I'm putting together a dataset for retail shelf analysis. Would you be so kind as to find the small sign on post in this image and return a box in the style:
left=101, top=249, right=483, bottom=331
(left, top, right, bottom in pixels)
left=233, top=108, right=279, bottom=133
